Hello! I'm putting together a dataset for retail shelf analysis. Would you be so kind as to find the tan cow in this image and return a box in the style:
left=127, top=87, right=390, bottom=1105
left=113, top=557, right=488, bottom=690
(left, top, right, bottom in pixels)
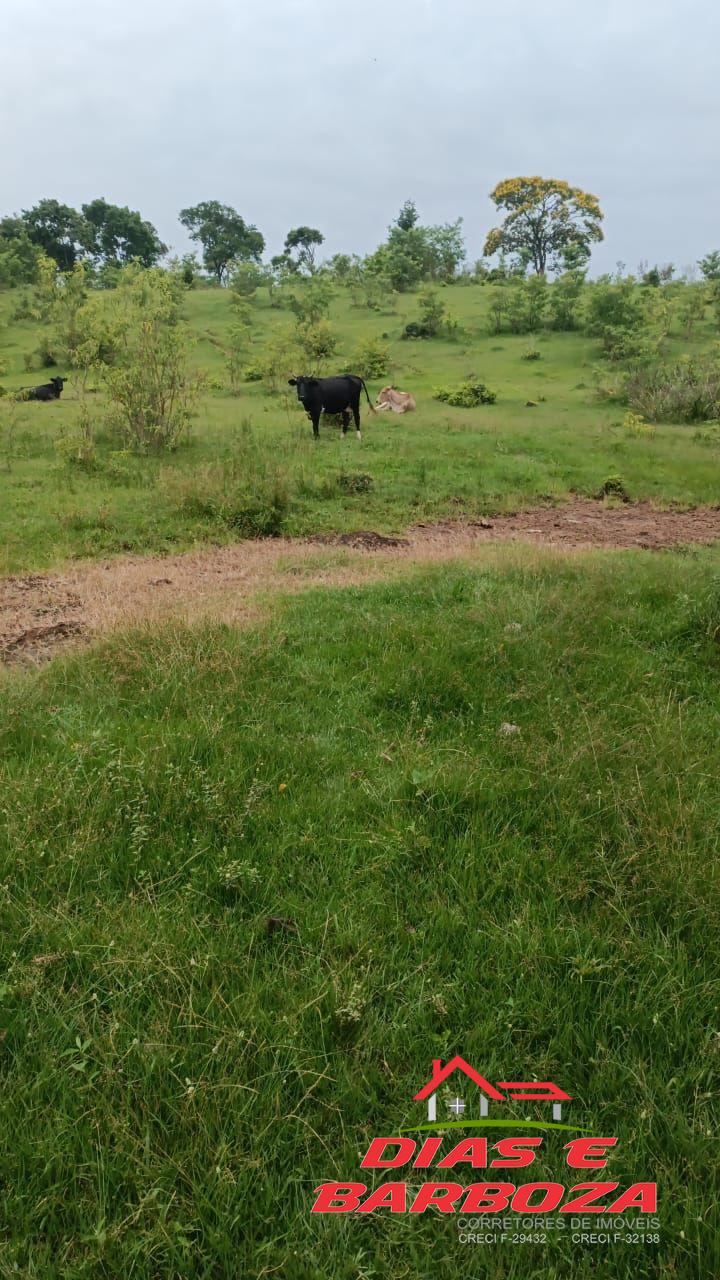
left=376, top=385, right=416, bottom=413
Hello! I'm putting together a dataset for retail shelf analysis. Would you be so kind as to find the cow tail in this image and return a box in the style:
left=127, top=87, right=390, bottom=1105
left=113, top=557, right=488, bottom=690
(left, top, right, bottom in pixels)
left=360, top=378, right=377, bottom=414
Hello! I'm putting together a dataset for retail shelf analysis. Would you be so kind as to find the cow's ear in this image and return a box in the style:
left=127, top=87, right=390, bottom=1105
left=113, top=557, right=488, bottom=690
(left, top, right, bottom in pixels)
left=288, top=377, right=297, bottom=386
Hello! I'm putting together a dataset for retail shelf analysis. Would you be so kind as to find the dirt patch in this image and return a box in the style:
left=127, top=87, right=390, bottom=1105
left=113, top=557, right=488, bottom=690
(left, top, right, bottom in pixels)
left=3, top=499, right=720, bottom=664
left=1, top=620, right=86, bottom=664
left=328, top=530, right=410, bottom=550
left=462, top=499, right=720, bottom=551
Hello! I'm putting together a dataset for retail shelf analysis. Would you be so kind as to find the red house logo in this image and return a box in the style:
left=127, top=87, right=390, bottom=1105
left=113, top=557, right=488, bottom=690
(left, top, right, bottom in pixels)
left=414, top=1056, right=572, bottom=1123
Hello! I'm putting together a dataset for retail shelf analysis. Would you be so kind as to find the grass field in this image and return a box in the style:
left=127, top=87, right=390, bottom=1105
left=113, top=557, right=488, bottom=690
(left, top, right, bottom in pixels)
left=1, top=282, right=719, bottom=574
left=2, top=551, right=719, bottom=1276
left=1, top=280, right=719, bottom=1278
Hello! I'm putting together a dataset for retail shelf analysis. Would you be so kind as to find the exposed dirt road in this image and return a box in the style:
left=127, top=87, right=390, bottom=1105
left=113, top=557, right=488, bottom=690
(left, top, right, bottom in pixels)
left=3, top=499, right=720, bottom=663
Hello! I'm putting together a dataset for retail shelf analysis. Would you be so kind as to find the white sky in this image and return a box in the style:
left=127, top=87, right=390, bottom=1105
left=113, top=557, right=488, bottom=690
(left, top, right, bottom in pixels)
left=2, top=0, right=718, bottom=273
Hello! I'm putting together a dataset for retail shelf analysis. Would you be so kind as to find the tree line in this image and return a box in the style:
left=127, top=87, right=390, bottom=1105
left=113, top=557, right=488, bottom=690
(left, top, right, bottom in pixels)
left=2, top=181, right=719, bottom=292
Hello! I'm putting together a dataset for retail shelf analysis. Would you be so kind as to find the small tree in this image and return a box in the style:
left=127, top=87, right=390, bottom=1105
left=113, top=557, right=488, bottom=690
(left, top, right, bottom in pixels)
left=226, top=282, right=254, bottom=392
left=585, top=278, right=647, bottom=360
left=284, top=227, right=324, bottom=274
left=676, top=285, right=706, bottom=340
left=296, top=318, right=337, bottom=372
left=102, top=268, right=200, bottom=450
left=287, top=276, right=334, bottom=326
left=547, top=268, right=586, bottom=330
left=425, top=219, right=466, bottom=280
left=256, top=328, right=301, bottom=394
left=229, top=261, right=264, bottom=299
left=698, top=251, right=720, bottom=282
left=179, top=201, right=264, bottom=284
left=326, top=253, right=359, bottom=282
left=226, top=314, right=252, bottom=393
left=484, top=177, right=603, bottom=275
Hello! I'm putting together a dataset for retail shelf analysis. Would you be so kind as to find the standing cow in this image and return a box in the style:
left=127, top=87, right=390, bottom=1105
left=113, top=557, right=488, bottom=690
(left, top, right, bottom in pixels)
left=288, top=374, right=375, bottom=439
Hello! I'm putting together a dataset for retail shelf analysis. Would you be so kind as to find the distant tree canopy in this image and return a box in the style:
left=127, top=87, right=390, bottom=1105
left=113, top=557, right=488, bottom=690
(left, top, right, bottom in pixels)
left=179, top=201, right=265, bottom=284
left=284, top=226, right=324, bottom=274
left=0, top=198, right=166, bottom=276
left=484, top=177, right=604, bottom=276
left=81, top=199, right=167, bottom=267
left=395, top=199, right=420, bottom=232
left=365, top=200, right=466, bottom=291
left=0, top=219, right=44, bottom=286
left=699, top=250, right=720, bottom=281
left=18, top=199, right=87, bottom=271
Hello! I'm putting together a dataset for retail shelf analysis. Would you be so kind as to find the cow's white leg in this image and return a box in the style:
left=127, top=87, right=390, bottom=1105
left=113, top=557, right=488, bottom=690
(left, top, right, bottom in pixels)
left=356, top=430, right=362, bottom=441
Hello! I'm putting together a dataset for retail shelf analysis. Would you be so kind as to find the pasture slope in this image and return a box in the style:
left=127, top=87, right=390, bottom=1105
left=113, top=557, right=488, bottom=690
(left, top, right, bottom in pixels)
left=0, top=281, right=720, bottom=574
left=0, top=280, right=719, bottom=1278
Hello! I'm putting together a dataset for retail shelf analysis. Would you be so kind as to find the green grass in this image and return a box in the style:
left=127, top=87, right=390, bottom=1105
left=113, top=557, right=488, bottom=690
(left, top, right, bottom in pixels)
left=1, top=549, right=719, bottom=1277
left=1, top=283, right=720, bottom=573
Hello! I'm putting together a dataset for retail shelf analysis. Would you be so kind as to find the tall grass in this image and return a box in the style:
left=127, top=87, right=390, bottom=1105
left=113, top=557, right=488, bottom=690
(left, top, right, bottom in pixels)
left=627, top=355, right=720, bottom=423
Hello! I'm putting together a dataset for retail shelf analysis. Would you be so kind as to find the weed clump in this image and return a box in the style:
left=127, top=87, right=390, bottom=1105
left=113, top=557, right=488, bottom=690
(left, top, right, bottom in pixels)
left=434, top=379, right=496, bottom=407
left=596, top=474, right=630, bottom=502
left=626, top=355, right=720, bottom=423
left=337, top=471, right=374, bottom=493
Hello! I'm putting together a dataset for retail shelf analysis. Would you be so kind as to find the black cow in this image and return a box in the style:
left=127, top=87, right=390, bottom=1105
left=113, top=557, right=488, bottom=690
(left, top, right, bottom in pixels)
left=288, top=374, right=375, bottom=439
left=23, top=376, right=66, bottom=401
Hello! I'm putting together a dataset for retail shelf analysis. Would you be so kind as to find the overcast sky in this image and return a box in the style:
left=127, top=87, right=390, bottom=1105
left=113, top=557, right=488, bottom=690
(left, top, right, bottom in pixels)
left=2, top=0, right=718, bottom=274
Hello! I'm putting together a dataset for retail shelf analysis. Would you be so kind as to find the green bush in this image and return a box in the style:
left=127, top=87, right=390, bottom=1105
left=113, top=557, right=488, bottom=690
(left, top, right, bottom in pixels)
left=402, top=288, right=454, bottom=340
left=434, top=379, right=496, bottom=407
left=351, top=336, right=389, bottom=378
left=337, top=471, right=374, bottom=493
left=596, top=474, right=630, bottom=501
left=586, top=279, right=647, bottom=360
left=626, top=355, right=720, bottom=423
left=296, top=318, right=337, bottom=368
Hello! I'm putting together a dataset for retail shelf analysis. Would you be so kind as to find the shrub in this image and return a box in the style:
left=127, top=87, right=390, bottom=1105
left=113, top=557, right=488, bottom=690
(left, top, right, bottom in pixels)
left=547, top=270, right=585, bottom=331
left=402, top=321, right=430, bottom=340
left=287, top=278, right=333, bottom=325
left=54, top=414, right=98, bottom=471
left=352, top=336, right=389, bottom=379
left=226, top=303, right=253, bottom=393
left=596, top=474, right=630, bottom=502
left=402, top=288, right=454, bottom=340
left=522, top=347, right=542, bottom=361
left=35, top=336, right=59, bottom=368
left=296, top=318, right=337, bottom=368
left=434, top=379, right=496, bottom=407
left=337, top=471, right=374, bottom=493
left=250, top=330, right=301, bottom=394
left=102, top=268, right=201, bottom=451
left=586, top=279, right=647, bottom=360
left=623, top=410, right=655, bottom=439
left=626, top=355, right=720, bottom=423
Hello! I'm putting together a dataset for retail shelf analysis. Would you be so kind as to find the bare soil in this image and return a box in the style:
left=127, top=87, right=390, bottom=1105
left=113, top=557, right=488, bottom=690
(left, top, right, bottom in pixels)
left=3, top=499, right=720, bottom=664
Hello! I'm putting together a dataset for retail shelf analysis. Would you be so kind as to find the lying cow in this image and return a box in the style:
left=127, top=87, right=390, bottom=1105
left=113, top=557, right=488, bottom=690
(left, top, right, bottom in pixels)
left=376, top=385, right=416, bottom=413
left=22, top=376, right=66, bottom=401
left=288, top=374, right=375, bottom=439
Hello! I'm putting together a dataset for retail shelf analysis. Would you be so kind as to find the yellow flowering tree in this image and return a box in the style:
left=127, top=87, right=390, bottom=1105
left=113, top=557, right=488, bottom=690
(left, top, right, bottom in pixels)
left=484, top=177, right=603, bottom=275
